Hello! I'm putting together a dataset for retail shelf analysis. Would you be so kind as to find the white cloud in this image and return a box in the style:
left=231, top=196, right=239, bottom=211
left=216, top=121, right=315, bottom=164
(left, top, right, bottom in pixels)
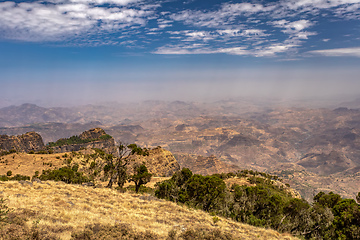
left=66, top=0, right=139, bottom=5
left=153, top=42, right=298, bottom=57
left=254, top=43, right=298, bottom=57
left=0, top=0, right=155, bottom=42
left=157, top=19, right=173, bottom=29
left=308, top=47, right=360, bottom=57
left=221, top=3, right=276, bottom=14
left=217, top=29, right=268, bottom=38
left=282, top=0, right=360, bottom=10
left=1, top=0, right=359, bottom=57
left=271, top=19, right=313, bottom=33
left=271, top=19, right=316, bottom=42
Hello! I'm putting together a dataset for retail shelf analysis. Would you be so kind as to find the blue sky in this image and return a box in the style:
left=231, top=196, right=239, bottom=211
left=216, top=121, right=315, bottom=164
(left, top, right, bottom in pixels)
left=1, top=0, right=360, bottom=106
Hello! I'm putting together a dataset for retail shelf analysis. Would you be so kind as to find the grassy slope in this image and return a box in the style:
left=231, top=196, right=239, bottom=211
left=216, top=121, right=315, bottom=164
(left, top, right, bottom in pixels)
left=0, top=181, right=298, bottom=240
left=0, top=152, right=65, bottom=177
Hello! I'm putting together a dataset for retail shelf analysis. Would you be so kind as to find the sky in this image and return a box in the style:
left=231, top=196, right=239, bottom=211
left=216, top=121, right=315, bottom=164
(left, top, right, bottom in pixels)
left=0, top=0, right=360, bottom=107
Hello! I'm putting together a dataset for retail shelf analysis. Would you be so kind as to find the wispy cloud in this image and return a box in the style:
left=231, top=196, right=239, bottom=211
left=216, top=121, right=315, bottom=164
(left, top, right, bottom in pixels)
left=308, top=47, right=360, bottom=57
left=0, top=0, right=156, bottom=42
left=0, top=0, right=359, bottom=58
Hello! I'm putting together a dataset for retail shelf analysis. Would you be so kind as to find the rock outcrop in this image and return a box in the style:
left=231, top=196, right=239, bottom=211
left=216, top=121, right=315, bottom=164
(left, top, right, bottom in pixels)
left=51, top=128, right=117, bottom=155
left=174, top=154, right=240, bottom=175
left=127, top=146, right=180, bottom=177
left=0, top=132, right=45, bottom=153
left=79, top=128, right=106, bottom=140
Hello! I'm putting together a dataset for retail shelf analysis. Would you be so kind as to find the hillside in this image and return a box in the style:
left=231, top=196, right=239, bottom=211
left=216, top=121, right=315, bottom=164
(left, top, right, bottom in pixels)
left=0, top=180, right=299, bottom=240
left=0, top=147, right=180, bottom=183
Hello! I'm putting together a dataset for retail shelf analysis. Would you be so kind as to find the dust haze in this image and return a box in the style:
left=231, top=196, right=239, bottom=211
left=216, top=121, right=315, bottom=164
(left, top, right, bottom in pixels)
left=1, top=66, right=360, bottom=108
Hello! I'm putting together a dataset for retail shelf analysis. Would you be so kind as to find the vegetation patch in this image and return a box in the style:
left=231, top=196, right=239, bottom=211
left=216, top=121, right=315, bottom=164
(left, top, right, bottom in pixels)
left=0, top=174, right=30, bottom=181
left=0, top=149, right=17, bottom=156
left=38, top=166, right=90, bottom=184
left=47, top=134, right=112, bottom=148
left=155, top=168, right=360, bottom=240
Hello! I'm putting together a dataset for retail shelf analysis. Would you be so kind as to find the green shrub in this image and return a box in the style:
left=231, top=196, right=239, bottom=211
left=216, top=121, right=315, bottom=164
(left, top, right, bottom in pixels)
left=10, top=174, right=30, bottom=181
left=0, top=175, right=9, bottom=181
left=47, top=134, right=113, bottom=148
left=6, top=171, right=12, bottom=177
left=155, top=169, right=346, bottom=239
left=127, top=144, right=149, bottom=156
left=39, top=167, right=90, bottom=184
left=0, top=174, right=30, bottom=181
left=99, top=134, right=112, bottom=140
left=0, top=149, right=17, bottom=156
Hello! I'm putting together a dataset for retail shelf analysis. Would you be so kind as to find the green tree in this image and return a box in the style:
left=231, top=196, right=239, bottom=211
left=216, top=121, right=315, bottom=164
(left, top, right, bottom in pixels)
left=331, top=199, right=360, bottom=239
left=185, top=174, right=227, bottom=211
left=129, top=164, right=152, bottom=193
left=155, top=168, right=193, bottom=202
left=314, top=192, right=341, bottom=209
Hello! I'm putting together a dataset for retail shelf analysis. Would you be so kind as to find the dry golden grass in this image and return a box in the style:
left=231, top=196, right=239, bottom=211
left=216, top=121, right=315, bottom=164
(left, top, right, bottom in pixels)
left=0, top=152, right=65, bottom=176
left=224, top=177, right=255, bottom=188
left=0, top=180, right=299, bottom=240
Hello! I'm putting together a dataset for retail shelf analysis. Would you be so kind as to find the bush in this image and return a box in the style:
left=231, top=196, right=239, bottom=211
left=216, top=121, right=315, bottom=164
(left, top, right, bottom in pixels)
left=6, top=171, right=12, bottom=177
left=155, top=169, right=346, bottom=239
left=127, top=144, right=149, bottom=156
left=0, top=150, right=17, bottom=156
left=47, top=134, right=113, bottom=148
left=0, top=174, right=30, bottom=181
left=10, top=174, right=30, bottom=181
left=39, top=167, right=90, bottom=184
left=155, top=168, right=227, bottom=212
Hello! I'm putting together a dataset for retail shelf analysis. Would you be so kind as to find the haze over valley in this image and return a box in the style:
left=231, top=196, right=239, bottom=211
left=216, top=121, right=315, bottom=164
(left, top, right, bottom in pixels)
left=1, top=97, right=360, bottom=202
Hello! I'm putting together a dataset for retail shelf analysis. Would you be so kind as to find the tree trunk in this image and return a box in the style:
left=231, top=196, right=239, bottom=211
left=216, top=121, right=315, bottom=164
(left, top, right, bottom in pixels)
left=107, top=172, right=118, bottom=188
left=135, top=182, right=140, bottom=193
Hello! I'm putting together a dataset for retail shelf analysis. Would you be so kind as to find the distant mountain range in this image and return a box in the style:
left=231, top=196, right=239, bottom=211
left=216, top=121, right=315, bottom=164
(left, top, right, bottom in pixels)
left=1, top=99, right=360, bottom=201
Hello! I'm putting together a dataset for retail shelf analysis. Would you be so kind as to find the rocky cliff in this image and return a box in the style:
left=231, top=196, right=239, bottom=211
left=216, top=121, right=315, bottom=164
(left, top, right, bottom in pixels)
left=174, top=154, right=240, bottom=175
left=50, top=128, right=117, bottom=155
left=0, top=132, right=45, bottom=153
left=127, top=146, right=180, bottom=177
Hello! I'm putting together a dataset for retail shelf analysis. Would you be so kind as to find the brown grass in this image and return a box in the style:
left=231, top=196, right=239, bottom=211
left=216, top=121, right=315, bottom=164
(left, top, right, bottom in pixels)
left=0, top=152, right=65, bottom=176
left=0, top=180, right=299, bottom=240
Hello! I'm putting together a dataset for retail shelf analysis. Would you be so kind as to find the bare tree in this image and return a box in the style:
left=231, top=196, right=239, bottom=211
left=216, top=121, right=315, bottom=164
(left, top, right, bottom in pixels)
left=106, top=143, right=132, bottom=188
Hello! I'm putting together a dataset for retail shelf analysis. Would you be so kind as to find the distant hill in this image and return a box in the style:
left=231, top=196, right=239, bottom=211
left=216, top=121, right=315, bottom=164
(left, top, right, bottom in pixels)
left=2, top=101, right=360, bottom=201
left=0, top=99, right=268, bottom=128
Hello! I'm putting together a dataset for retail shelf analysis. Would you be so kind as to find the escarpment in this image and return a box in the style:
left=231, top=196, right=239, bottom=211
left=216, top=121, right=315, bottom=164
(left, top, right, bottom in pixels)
left=0, top=132, right=45, bottom=153
left=49, top=128, right=117, bottom=155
